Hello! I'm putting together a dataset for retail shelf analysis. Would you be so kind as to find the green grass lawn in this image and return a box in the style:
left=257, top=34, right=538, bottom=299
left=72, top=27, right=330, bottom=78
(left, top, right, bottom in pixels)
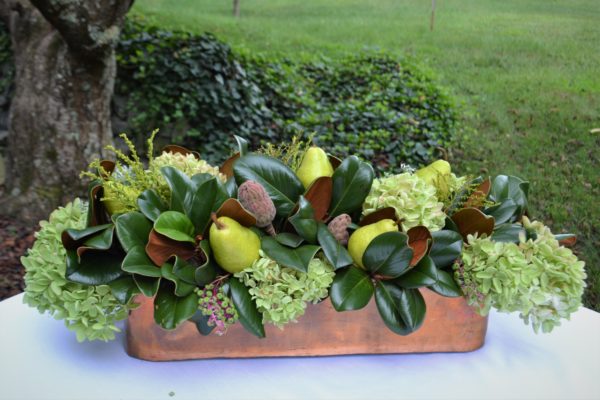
left=133, top=0, right=600, bottom=309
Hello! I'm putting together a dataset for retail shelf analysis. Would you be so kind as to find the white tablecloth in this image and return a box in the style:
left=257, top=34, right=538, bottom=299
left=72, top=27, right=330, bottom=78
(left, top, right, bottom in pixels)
left=0, top=293, right=598, bottom=400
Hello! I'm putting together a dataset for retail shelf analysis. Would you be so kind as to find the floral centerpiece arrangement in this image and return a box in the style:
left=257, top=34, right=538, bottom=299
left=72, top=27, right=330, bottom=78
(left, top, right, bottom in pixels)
left=22, top=133, right=586, bottom=343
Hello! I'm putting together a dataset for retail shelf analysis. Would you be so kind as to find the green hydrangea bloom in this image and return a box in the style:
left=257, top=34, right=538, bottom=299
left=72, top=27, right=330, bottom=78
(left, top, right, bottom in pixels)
left=21, top=199, right=131, bottom=342
left=363, top=173, right=446, bottom=231
left=151, top=152, right=226, bottom=182
left=454, top=217, right=586, bottom=333
left=235, top=252, right=335, bottom=328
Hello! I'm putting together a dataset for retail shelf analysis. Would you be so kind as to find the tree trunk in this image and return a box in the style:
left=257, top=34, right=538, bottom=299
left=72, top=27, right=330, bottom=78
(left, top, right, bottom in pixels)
left=233, top=0, right=240, bottom=18
left=0, top=0, right=132, bottom=222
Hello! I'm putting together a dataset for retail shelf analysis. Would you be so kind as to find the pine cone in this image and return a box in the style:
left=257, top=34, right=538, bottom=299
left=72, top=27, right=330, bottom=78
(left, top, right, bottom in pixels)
left=238, top=180, right=276, bottom=228
left=327, top=213, right=352, bottom=245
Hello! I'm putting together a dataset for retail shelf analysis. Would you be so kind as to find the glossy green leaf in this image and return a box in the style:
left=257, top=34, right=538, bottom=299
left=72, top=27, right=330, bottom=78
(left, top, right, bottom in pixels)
left=194, top=240, right=219, bottom=285
left=330, top=266, right=374, bottom=311
left=188, top=177, right=221, bottom=233
left=234, top=135, right=249, bottom=157
left=488, top=175, right=529, bottom=220
left=429, top=269, right=462, bottom=297
left=133, top=275, right=161, bottom=297
left=161, top=263, right=196, bottom=297
left=492, top=223, right=525, bottom=243
left=288, top=196, right=318, bottom=243
left=224, top=177, right=238, bottom=198
left=189, top=310, right=215, bottom=336
left=161, top=166, right=194, bottom=214
left=108, top=276, right=140, bottom=304
left=137, top=189, right=168, bottom=222
left=394, top=256, right=437, bottom=289
left=329, top=156, right=375, bottom=217
left=233, top=154, right=304, bottom=217
left=317, top=223, right=353, bottom=270
left=172, top=256, right=196, bottom=284
left=261, top=236, right=320, bottom=273
left=363, top=232, right=413, bottom=278
left=154, top=211, right=196, bottom=243
left=484, top=198, right=518, bottom=226
left=429, top=230, right=463, bottom=269
left=375, top=281, right=426, bottom=335
left=82, top=226, right=115, bottom=250
left=65, top=249, right=124, bottom=285
left=153, top=284, right=199, bottom=330
left=115, top=212, right=152, bottom=252
left=275, top=232, right=304, bottom=248
left=229, top=277, right=265, bottom=338
left=62, top=223, right=113, bottom=249
left=121, top=245, right=162, bottom=277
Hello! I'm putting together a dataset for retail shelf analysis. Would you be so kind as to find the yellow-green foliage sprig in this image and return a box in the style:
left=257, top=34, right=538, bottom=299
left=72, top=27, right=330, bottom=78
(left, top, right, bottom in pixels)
left=82, top=131, right=224, bottom=214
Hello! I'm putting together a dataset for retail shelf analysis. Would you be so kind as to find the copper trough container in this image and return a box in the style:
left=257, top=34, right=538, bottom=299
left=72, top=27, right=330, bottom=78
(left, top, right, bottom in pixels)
left=126, top=288, right=487, bottom=361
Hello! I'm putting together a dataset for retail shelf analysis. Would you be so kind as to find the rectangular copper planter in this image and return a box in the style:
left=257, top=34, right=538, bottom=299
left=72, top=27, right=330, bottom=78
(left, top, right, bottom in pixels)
left=126, top=288, right=488, bottom=361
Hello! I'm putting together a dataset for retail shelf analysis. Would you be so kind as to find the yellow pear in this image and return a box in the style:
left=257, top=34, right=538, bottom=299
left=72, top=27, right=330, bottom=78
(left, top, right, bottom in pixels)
left=296, top=147, right=334, bottom=188
left=347, top=219, right=398, bottom=269
left=415, top=160, right=451, bottom=187
left=209, top=216, right=261, bottom=273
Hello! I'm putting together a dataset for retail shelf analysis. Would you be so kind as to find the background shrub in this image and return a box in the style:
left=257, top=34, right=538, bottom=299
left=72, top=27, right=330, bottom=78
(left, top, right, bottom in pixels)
left=1, top=18, right=461, bottom=172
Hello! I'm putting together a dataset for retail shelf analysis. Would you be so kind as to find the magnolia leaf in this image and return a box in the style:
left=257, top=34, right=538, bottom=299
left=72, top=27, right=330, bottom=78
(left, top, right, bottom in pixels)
left=154, top=283, right=199, bottom=330
left=484, top=199, right=518, bottom=226
left=137, top=189, right=168, bottom=222
left=317, top=223, right=353, bottom=270
left=234, top=135, right=249, bottom=157
left=275, top=232, right=304, bottom=248
left=86, top=180, right=111, bottom=227
left=375, top=281, right=426, bottom=335
left=133, top=275, right=161, bottom=297
left=261, top=236, right=320, bottom=273
left=451, top=207, right=495, bottom=241
left=108, top=276, right=140, bottom=305
left=122, top=245, right=162, bottom=277
left=289, top=196, right=318, bottom=243
left=329, top=156, right=375, bottom=217
left=394, top=256, right=437, bottom=289
left=363, top=232, right=413, bottom=278
left=359, top=207, right=397, bottom=226
left=429, top=230, right=463, bottom=269
left=234, top=154, right=304, bottom=217
left=161, top=263, right=196, bottom=297
left=330, top=266, right=374, bottom=311
left=161, top=144, right=200, bottom=159
left=65, top=248, right=124, bottom=286
left=161, top=166, right=194, bottom=214
left=488, top=175, right=529, bottom=220
left=216, top=198, right=257, bottom=228
left=61, top=223, right=112, bottom=250
left=406, top=226, right=432, bottom=267
left=190, top=310, right=215, bottom=336
left=145, top=229, right=196, bottom=267
left=229, top=277, right=265, bottom=338
left=154, top=211, right=196, bottom=243
left=303, top=176, right=333, bottom=221
left=428, top=268, right=462, bottom=297
left=492, top=223, right=525, bottom=243
left=220, top=152, right=240, bottom=178
left=115, top=212, right=152, bottom=253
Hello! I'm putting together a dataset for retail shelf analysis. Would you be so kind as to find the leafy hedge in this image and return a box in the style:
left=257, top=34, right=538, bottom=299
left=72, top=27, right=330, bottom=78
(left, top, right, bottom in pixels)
left=1, top=18, right=462, bottom=173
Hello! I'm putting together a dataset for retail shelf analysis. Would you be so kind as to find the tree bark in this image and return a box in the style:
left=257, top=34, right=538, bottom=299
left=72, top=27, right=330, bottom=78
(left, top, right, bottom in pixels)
left=0, top=0, right=133, bottom=222
left=233, top=0, right=240, bottom=18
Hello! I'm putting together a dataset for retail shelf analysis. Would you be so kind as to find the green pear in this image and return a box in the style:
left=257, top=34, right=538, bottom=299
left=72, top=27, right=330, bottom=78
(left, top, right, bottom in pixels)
left=415, top=160, right=451, bottom=186
left=347, top=219, right=398, bottom=269
left=296, top=147, right=334, bottom=189
left=209, top=216, right=261, bottom=273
